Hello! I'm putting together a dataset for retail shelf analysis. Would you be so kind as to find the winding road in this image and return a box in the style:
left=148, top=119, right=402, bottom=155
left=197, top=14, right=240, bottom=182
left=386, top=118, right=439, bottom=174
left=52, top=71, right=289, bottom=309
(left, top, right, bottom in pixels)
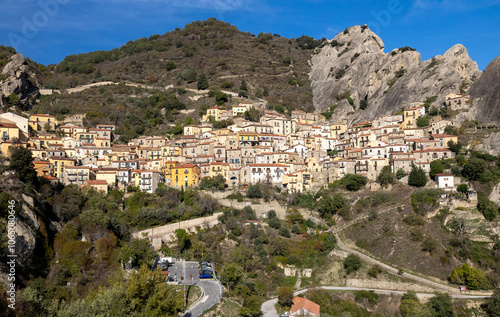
left=261, top=286, right=491, bottom=317
left=168, top=261, right=223, bottom=317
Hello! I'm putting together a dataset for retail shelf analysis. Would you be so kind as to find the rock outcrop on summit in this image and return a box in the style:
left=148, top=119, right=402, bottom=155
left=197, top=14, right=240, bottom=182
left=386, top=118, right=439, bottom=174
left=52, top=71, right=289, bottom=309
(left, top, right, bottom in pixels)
left=469, top=54, right=500, bottom=124
left=310, top=25, right=482, bottom=124
left=0, top=53, right=40, bottom=108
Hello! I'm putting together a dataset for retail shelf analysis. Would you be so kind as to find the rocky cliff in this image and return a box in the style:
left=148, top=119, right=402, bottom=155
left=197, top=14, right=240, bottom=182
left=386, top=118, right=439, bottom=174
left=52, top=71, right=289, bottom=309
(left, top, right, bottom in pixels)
left=0, top=53, right=40, bottom=109
left=468, top=54, right=500, bottom=124
left=310, top=25, right=482, bottom=123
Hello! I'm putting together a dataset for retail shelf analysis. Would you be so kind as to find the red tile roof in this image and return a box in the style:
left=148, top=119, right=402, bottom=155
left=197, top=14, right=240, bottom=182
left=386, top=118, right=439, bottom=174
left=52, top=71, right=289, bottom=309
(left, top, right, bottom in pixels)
left=290, top=297, right=320, bottom=316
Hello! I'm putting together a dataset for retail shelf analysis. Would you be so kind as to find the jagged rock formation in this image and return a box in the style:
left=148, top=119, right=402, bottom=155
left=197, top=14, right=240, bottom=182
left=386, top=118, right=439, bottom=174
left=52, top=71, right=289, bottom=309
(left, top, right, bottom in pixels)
left=0, top=53, right=40, bottom=108
left=469, top=55, right=500, bottom=124
left=310, top=25, right=482, bottom=123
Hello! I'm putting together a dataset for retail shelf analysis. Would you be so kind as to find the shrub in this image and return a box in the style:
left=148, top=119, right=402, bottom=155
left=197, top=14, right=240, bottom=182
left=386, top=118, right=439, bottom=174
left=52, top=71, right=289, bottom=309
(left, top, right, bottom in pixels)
left=246, top=184, right=262, bottom=198
left=199, top=175, right=226, bottom=191
left=344, top=254, right=362, bottom=275
left=449, top=264, right=491, bottom=290
left=403, top=213, right=426, bottom=226
left=477, top=192, right=499, bottom=221
left=421, top=237, right=437, bottom=254
left=354, top=290, right=379, bottom=305
left=396, top=168, right=406, bottom=179
left=268, top=210, right=277, bottom=219
left=291, top=224, right=301, bottom=234
left=318, top=194, right=348, bottom=218
left=340, top=174, right=368, bottom=191
left=226, top=192, right=244, bottom=202
left=279, top=227, right=291, bottom=238
left=457, top=184, right=468, bottom=194
left=377, top=165, right=396, bottom=187
left=367, top=265, right=383, bottom=278
left=269, top=217, right=281, bottom=229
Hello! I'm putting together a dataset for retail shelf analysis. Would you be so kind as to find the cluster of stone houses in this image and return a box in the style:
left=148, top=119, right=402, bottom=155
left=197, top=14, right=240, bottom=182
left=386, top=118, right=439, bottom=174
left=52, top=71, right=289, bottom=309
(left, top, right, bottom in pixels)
left=0, top=94, right=463, bottom=194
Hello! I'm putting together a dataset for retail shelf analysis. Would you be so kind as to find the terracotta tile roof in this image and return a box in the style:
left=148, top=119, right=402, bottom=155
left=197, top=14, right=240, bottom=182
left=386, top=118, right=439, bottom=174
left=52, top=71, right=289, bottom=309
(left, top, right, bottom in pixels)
left=290, top=297, right=320, bottom=316
left=86, top=180, right=108, bottom=185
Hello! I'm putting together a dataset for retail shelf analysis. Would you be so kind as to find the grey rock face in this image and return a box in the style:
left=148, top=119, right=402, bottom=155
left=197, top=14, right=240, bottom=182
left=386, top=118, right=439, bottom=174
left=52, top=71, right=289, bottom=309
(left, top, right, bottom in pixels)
left=0, top=53, right=39, bottom=107
left=310, top=26, right=482, bottom=123
left=469, top=55, right=500, bottom=124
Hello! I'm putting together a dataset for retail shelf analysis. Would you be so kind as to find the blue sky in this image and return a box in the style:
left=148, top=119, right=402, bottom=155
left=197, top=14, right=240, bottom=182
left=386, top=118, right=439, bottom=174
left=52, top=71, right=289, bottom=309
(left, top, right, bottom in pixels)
left=1, top=0, right=499, bottom=70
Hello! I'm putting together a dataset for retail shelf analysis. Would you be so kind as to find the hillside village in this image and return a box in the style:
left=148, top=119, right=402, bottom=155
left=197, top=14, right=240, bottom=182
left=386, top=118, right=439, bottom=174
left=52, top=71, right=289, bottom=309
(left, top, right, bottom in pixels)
left=0, top=92, right=471, bottom=194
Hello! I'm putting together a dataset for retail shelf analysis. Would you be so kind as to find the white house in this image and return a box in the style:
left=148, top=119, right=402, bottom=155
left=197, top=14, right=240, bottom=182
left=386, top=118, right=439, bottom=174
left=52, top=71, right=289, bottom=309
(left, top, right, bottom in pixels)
left=435, top=173, right=454, bottom=190
left=140, top=170, right=163, bottom=194
left=248, top=163, right=289, bottom=184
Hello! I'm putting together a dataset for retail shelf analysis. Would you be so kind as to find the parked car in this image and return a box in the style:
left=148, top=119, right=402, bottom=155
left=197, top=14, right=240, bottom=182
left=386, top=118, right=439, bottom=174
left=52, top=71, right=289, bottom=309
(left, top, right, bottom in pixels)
left=199, top=270, right=213, bottom=279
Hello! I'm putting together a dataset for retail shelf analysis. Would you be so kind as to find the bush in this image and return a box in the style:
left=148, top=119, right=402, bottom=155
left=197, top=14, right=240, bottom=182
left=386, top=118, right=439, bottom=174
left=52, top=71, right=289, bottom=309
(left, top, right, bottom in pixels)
left=344, top=254, right=362, bottom=275
left=408, top=166, right=427, bottom=187
left=449, top=264, right=491, bottom=290
left=268, top=210, right=277, bottom=219
left=340, top=174, right=368, bottom=191
left=199, top=175, right=226, bottom=191
left=377, top=165, right=396, bottom=187
left=279, top=227, right=291, bottom=238
left=396, top=168, right=406, bottom=179
left=246, top=184, right=262, bottom=198
left=429, top=160, right=444, bottom=179
left=277, top=286, right=294, bottom=307
left=226, top=192, right=244, bottom=202
left=421, top=237, right=437, bottom=254
left=367, top=265, right=383, bottom=278
left=354, top=290, right=379, bottom=305
left=291, top=224, right=301, bottom=234
left=457, top=184, right=468, bottom=194
left=428, top=293, right=454, bottom=317
left=477, top=192, right=499, bottom=221
left=318, top=193, right=348, bottom=218
left=269, top=217, right=281, bottom=229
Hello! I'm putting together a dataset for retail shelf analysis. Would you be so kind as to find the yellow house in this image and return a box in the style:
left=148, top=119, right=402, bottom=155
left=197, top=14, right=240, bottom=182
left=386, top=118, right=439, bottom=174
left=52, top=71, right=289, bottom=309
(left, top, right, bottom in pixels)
left=402, top=106, right=425, bottom=129
left=167, top=163, right=201, bottom=188
left=49, top=157, right=75, bottom=178
left=209, top=162, right=231, bottom=182
left=237, top=131, right=259, bottom=143
left=29, top=114, right=58, bottom=131
left=430, top=134, right=459, bottom=148
left=232, top=104, right=247, bottom=117
left=84, top=180, right=108, bottom=194
left=0, top=140, right=29, bottom=157
left=0, top=122, right=24, bottom=142
left=330, top=123, right=347, bottom=139
left=202, top=106, right=223, bottom=122
left=161, top=144, right=182, bottom=157
left=33, top=160, right=53, bottom=177
left=96, top=170, right=117, bottom=186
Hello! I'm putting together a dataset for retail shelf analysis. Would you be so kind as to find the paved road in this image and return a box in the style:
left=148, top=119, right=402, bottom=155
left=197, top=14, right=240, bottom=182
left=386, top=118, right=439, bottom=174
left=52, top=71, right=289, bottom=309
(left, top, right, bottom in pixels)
left=168, top=261, right=222, bottom=317
left=261, top=286, right=492, bottom=317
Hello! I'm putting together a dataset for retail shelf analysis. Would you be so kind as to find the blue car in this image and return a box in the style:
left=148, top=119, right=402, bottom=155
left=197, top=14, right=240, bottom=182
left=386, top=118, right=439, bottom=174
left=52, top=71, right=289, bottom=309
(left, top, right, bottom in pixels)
left=199, top=270, right=213, bottom=279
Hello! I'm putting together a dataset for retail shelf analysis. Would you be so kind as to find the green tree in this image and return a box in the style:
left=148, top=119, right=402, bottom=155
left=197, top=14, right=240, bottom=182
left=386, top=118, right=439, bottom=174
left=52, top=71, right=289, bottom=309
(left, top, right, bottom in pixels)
left=199, top=175, right=226, bottom=191
left=484, top=290, right=500, bottom=317
left=396, top=168, right=406, bottom=179
left=119, top=239, right=156, bottom=268
left=181, top=68, right=197, bottom=83
left=247, top=183, right=262, bottom=198
left=268, top=217, right=281, bottom=229
left=6, top=92, right=20, bottom=106
left=400, top=291, right=432, bottom=317
left=221, top=263, right=244, bottom=291
left=279, top=227, right=291, bottom=238
left=169, top=122, right=183, bottom=135
left=340, top=174, right=368, bottom=191
left=427, top=293, right=455, bottom=317
left=318, top=193, right=347, bottom=218
left=183, top=116, right=195, bottom=126
left=417, top=116, right=430, bottom=127
left=239, top=79, right=248, bottom=97
left=447, top=140, right=463, bottom=155
left=377, top=165, right=396, bottom=188
left=462, top=158, right=487, bottom=181
left=244, top=107, right=262, bottom=122
left=429, top=160, right=444, bottom=179
left=197, top=73, right=209, bottom=90
left=9, top=146, right=38, bottom=186
left=408, top=166, right=427, bottom=187
left=477, top=192, right=499, bottom=221
left=344, top=254, right=362, bottom=275
left=175, top=229, right=191, bottom=253
left=457, top=184, right=468, bottom=193
left=277, top=286, right=294, bottom=307
left=449, top=264, right=491, bottom=290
